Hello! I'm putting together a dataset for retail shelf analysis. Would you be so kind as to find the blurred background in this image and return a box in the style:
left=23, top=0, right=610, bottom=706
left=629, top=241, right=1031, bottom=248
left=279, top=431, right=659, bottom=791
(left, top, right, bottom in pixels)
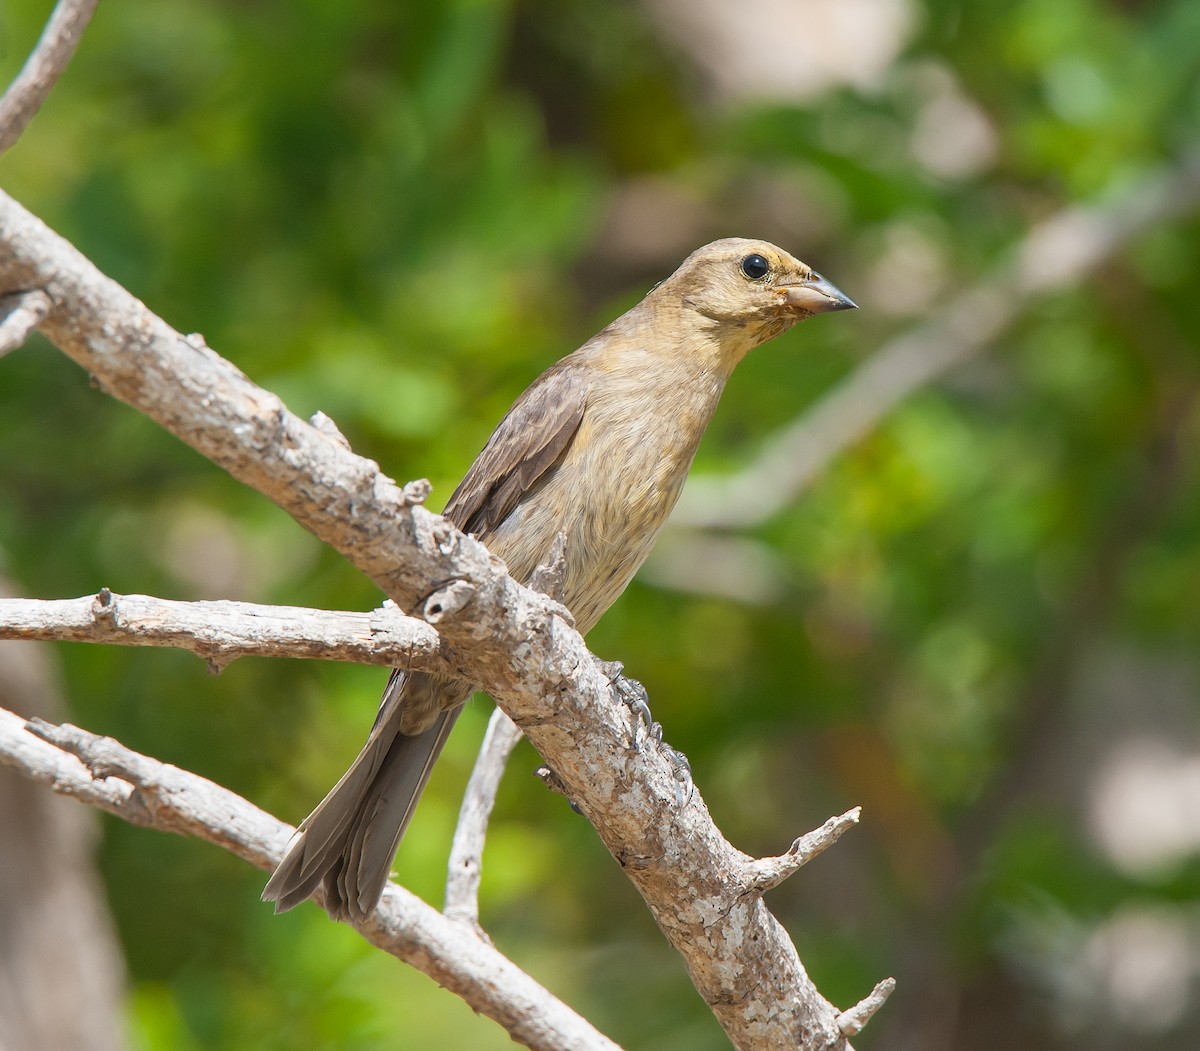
left=2, top=1, right=1199, bottom=1049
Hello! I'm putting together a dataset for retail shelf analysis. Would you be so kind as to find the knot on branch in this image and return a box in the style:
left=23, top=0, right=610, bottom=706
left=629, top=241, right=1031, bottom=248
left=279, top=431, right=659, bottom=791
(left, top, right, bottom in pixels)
left=423, top=580, right=476, bottom=623
left=91, top=587, right=117, bottom=622
left=308, top=410, right=352, bottom=449
left=403, top=478, right=431, bottom=505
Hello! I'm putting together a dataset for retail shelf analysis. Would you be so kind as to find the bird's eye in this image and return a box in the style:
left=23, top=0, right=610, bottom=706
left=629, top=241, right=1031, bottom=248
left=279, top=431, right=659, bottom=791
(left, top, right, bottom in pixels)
left=740, top=254, right=770, bottom=280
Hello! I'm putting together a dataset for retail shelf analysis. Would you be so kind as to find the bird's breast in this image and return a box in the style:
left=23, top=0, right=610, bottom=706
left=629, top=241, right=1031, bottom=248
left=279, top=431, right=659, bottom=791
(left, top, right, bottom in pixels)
left=489, top=373, right=723, bottom=634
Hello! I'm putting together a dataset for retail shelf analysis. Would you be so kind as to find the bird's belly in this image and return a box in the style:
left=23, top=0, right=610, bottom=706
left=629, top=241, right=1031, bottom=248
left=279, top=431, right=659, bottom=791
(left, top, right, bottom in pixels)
left=490, top=429, right=692, bottom=634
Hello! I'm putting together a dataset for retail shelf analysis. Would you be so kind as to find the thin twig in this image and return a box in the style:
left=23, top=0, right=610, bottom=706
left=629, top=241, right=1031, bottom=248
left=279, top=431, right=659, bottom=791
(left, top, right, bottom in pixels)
left=0, top=288, right=52, bottom=357
left=836, top=978, right=897, bottom=1037
left=444, top=706, right=524, bottom=932
left=0, top=0, right=101, bottom=155
left=741, top=807, right=862, bottom=893
left=0, top=589, right=449, bottom=674
left=670, top=147, right=1200, bottom=531
left=0, top=707, right=623, bottom=1051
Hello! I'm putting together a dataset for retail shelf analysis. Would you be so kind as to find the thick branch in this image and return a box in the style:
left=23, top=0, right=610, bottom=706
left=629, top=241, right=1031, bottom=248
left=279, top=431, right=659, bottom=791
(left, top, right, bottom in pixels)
left=0, top=707, right=620, bottom=1051
left=0, top=0, right=100, bottom=155
left=670, top=147, right=1200, bottom=531
left=0, top=589, right=449, bottom=673
left=0, top=188, right=877, bottom=1049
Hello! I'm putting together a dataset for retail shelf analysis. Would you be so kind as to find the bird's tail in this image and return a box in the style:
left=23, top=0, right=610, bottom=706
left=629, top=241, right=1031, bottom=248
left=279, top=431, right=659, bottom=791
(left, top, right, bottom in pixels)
left=263, top=673, right=465, bottom=921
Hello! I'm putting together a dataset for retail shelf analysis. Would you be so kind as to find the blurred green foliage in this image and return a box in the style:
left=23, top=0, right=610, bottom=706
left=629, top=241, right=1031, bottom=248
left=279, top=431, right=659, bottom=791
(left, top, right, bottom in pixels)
left=2, top=1, right=1200, bottom=1048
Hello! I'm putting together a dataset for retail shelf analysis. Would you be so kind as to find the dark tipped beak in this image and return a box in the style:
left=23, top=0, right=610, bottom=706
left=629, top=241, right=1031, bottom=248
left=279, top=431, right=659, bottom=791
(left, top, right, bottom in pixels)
left=781, top=272, right=858, bottom=315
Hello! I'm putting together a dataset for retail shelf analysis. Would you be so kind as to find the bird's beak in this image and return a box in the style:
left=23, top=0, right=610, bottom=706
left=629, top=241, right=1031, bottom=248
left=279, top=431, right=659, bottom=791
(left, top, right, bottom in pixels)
left=779, top=272, right=858, bottom=315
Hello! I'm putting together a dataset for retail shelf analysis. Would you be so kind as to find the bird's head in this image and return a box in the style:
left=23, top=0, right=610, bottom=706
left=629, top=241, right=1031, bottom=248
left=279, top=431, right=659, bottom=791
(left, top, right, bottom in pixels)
left=658, top=237, right=856, bottom=363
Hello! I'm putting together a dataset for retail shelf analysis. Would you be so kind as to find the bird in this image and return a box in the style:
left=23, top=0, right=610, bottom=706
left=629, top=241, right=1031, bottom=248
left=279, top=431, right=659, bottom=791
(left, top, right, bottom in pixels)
left=263, top=237, right=856, bottom=920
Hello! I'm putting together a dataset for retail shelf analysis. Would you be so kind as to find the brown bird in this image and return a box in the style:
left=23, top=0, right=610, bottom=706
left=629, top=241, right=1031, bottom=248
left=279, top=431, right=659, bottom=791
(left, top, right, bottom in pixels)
left=263, top=238, right=856, bottom=920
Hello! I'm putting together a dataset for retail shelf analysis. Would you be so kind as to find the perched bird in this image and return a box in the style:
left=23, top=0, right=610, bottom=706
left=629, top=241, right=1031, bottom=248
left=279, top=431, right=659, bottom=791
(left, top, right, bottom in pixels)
left=263, top=238, right=856, bottom=920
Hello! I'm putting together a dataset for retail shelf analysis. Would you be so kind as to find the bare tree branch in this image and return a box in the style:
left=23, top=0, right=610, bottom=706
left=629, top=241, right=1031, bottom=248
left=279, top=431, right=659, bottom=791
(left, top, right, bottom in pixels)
left=0, top=588, right=449, bottom=673
left=444, top=706, right=524, bottom=932
left=669, top=147, right=1200, bottom=532
left=0, top=0, right=100, bottom=155
left=0, top=188, right=883, bottom=1049
left=0, top=706, right=623, bottom=1051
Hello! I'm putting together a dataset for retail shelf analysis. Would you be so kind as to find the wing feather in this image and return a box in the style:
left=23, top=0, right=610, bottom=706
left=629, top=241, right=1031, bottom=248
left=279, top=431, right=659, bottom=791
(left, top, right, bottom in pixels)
left=443, top=360, right=588, bottom=539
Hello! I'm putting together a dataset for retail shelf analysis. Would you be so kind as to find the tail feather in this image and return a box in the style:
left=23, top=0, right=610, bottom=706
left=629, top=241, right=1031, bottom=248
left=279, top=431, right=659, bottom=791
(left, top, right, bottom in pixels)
left=263, top=671, right=467, bottom=921
left=333, top=708, right=460, bottom=918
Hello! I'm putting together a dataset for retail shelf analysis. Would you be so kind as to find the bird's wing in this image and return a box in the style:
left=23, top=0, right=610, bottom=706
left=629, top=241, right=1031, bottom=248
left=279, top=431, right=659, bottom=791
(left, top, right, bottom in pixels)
left=443, top=359, right=588, bottom=539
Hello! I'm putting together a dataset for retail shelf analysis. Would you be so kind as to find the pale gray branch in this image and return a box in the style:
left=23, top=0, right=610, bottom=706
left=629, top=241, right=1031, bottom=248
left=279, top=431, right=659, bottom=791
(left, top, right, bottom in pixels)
left=0, top=707, right=621, bottom=1051
left=444, top=706, right=524, bottom=932
left=0, top=288, right=52, bottom=356
left=0, top=187, right=882, bottom=1049
left=0, top=0, right=100, bottom=154
left=0, top=589, right=450, bottom=674
left=670, top=147, right=1200, bottom=531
